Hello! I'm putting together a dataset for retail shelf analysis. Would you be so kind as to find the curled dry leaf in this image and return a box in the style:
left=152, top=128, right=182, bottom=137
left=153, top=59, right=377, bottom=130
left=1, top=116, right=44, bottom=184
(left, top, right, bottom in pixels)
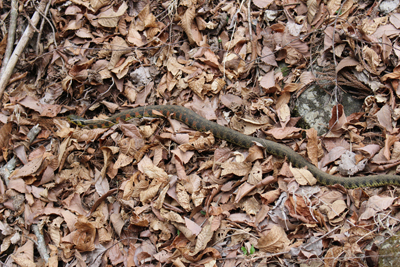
left=176, top=182, right=192, bottom=211
left=140, top=183, right=161, bottom=203
left=179, top=6, right=202, bottom=45
left=72, top=216, right=96, bottom=252
left=48, top=217, right=64, bottom=247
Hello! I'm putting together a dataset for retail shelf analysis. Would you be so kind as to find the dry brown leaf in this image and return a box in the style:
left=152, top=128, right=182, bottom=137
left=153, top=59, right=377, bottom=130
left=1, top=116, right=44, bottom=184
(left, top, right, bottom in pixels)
left=109, top=36, right=130, bottom=68
left=260, top=70, right=277, bottom=93
left=326, top=0, right=341, bottom=17
left=140, top=183, right=161, bottom=203
left=266, top=127, right=301, bottom=140
left=258, top=225, right=290, bottom=253
left=253, top=0, right=273, bottom=8
left=179, top=132, right=215, bottom=152
left=375, top=104, right=393, bottom=132
left=327, top=104, right=347, bottom=137
left=185, top=217, right=201, bottom=236
left=111, top=56, right=139, bottom=79
left=235, top=182, right=256, bottom=203
left=336, top=57, right=359, bottom=73
left=248, top=160, right=262, bottom=185
left=97, top=2, right=128, bottom=28
left=241, top=196, right=261, bottom=216
left=324, top=246, right=344, bottom=266
left=90, top=0, right=111, bottom=12
left=192, top=221, right=213, bottom=255
left=361, top=16, right=388, bottom=35
left=179, top=6, right=202, bottom=45
left=167, top=57, right=184, bottom=76
left=160, top=209, right=185, bottom=224
left=289, top=166, right=317, bottom=186
left=138, top=4, right=158, bottom=28
left=188, top=75, right=206, bottom=99
left=154, top=184, right=170, bottom=210
left=326, top=199, right=347, bottom=220
left=10, top=156, right=43, bottom=180
left=260, top=189, right=281, bottom=204
left=176, top=182, right=192, bottom=211
left=10, top=256, right=36, bottom=267
left=362, top=46, right=380, bottom=73
left=138, top=156, right=168, bottom=182
left=306, top=128, right=319, bottom=166
left=261, top=46, right=278, bottom=66
left=277, top=103, right=290, bottom=127
left=382, top=34, right=392, bottom=63
left=172, top=222, right=196, bottom=242
left=359, top=196, right=394, bottom=220
left=114, top=153, right=134, bottom=169
left=72, top=216, right=96, bottom=252
left=221, top=161, right=252, bottom=176
left=110, top=213, right=125, bottom=236
left=98, top=228, right=112, bottom=243
left=307, top=0, right=318, bottom=24
left=48, top=217, right=64, bottom=246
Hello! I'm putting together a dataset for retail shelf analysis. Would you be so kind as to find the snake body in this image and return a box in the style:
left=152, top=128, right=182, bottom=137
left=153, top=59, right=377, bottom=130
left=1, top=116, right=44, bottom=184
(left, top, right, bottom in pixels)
left=67, top=105, right=400, bottom=188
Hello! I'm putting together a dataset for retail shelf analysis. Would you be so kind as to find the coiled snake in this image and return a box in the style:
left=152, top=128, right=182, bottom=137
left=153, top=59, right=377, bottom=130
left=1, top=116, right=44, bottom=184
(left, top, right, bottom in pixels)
left=67, top=105, right=400, bottom=188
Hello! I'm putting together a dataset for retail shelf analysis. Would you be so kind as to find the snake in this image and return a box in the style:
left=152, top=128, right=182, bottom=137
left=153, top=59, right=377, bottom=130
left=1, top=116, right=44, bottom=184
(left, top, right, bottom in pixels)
left=67, top=105, right=400, bottom=188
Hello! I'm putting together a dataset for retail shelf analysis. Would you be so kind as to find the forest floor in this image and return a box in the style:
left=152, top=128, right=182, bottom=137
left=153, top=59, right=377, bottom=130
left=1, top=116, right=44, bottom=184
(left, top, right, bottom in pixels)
left=1, top=0, right=400, bottom=266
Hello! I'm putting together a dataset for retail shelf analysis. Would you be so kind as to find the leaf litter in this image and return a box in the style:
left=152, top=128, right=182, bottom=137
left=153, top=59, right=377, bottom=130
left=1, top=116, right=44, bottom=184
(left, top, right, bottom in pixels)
left=2, top=0, right=400, bottom=266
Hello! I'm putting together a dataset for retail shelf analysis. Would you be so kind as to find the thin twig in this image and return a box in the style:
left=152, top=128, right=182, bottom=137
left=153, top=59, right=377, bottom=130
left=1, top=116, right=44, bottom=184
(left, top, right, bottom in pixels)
left=35, top=0, right=55, bottom=54
left=0, top=0, right=49, bottom=101
left=0, top=0, right=18, bottom=79
left=248, top=0, right=252, bottom=41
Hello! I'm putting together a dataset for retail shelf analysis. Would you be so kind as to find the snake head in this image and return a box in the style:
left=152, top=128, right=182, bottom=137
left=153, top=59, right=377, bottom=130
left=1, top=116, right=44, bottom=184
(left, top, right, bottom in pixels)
left=67, top=115, right=86, bottom=126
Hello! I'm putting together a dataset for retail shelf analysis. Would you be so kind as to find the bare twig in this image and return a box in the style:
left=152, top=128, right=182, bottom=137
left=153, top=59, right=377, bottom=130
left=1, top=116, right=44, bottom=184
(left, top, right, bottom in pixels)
left=32, top=224, right=49, bottom=263
left=0, top=0, right=18, bottom=78
left=0, top=0, right=49, bottom=101
left=35, top=0, right=56, bottom=54
left=248, top=0, right=252, bottom=41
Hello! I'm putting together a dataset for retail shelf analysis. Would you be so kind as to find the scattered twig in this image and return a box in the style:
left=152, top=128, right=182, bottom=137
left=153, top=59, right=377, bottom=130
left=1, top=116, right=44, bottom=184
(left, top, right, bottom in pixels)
left=32, top=224, right=49, bottom=263
left=0, top=0, right=49, bottom=101
left=35, top=0, right=56, bottom=54
left=0, top=0, right=18, bottom=79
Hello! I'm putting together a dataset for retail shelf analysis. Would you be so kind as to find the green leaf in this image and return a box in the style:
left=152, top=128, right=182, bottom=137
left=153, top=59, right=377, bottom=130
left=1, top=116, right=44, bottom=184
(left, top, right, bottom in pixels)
left=241, top=246, right=248, bottom=255
left=250, top=245, right=255, bottom=255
